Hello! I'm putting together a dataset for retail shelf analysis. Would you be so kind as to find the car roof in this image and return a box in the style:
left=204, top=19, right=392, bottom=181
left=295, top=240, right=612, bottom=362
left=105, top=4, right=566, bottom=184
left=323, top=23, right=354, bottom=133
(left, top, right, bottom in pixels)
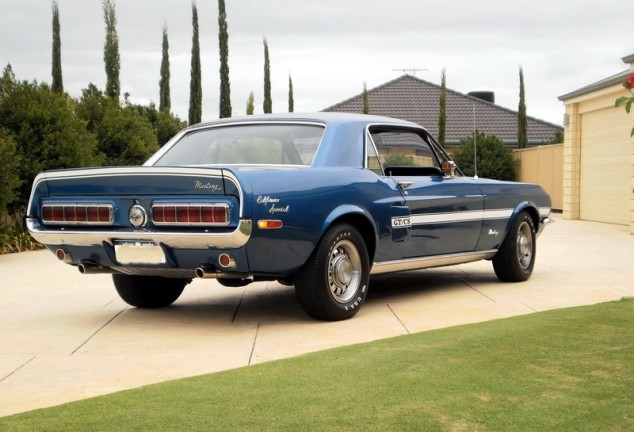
left=188, top=112, right=423, bottom=130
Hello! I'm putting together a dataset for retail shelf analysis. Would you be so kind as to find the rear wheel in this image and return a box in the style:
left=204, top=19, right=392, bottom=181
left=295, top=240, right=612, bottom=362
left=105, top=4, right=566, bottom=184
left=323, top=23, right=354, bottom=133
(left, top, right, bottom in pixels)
left=295, top=223, right=370, bottom=321
left=492, top=211, right=536, bottom=282
left=112, top=274, right=189, bottom=308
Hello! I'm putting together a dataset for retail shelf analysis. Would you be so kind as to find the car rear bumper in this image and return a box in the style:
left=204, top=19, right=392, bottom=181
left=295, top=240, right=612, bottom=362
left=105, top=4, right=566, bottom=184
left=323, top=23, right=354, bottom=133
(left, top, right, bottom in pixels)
left=26, top=218, right=253, bottom=249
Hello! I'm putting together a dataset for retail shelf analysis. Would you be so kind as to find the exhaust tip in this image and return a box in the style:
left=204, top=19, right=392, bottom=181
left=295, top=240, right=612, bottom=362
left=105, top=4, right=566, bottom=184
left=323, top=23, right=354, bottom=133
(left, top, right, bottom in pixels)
left=77, top=262, right=116, bottom=275
left=196, top=264, right=218, bottom=279
left=55, top=248, right=72, bottom=263
left=195, top=267, right=206, bottom=279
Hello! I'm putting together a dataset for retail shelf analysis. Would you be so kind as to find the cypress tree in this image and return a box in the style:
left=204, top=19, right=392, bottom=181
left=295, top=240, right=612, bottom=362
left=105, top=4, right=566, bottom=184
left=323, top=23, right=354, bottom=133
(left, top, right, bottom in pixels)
left=518, top=67, right=528, bottom=149
left=188, top=2, right=202, bottom=124
left=438, top=68, right=447, bottom=147
left=159, top=25, right=171, bottom=112
left=362, top=82, right=369, bottom=114
left=263, top=37, right=272, bottom=114
left=103, top=0, right=120, bottom=99
left=51, top=0, right=63, bottom=93
left=218, top=0, right=231, bottom=118
left=246, top=91, right=254, bottom=115
left=288, top=75, right=294, bottom=113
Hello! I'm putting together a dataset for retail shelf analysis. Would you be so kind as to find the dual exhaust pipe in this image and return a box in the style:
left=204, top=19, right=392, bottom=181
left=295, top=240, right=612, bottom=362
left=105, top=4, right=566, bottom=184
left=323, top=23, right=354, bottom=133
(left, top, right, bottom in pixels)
left=56, top=248, right=239, bottom=279
left=55, top=249, right=116, bottom=274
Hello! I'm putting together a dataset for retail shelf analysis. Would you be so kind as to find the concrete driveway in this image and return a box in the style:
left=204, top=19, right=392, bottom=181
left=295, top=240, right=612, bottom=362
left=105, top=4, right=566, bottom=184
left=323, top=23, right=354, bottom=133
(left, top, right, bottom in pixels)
left=1, top=214, right=633, bottom=416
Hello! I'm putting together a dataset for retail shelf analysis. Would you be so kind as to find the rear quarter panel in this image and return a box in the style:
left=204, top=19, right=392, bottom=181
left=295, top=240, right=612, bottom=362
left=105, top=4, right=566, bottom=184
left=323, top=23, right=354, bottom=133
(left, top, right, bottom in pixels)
left=476, top=179, right=551, bottom=250
left=236, top=167, right=398, bottom=276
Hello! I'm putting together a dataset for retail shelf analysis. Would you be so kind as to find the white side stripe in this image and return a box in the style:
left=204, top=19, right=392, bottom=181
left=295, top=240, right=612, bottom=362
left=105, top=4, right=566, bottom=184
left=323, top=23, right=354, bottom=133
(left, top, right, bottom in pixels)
left=409, top=209, right=513, bottom=225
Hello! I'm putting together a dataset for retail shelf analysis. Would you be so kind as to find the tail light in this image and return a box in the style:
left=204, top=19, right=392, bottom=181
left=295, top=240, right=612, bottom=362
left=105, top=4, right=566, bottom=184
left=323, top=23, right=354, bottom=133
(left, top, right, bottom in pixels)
left=41, top=203, right=114, bottom=226
left=152, top=203, right=230, bottom=226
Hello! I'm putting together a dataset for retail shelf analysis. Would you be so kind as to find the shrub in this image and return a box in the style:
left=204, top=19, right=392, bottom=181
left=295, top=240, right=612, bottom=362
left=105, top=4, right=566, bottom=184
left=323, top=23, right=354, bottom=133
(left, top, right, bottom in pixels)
left=452, top=131, right=518, bottom=181
left=0, top=222, right=43, bottom=254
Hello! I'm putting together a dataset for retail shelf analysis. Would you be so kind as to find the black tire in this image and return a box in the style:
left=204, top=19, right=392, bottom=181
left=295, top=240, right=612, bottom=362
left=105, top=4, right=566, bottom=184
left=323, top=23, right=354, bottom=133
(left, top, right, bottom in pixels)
left=492, top=211, right=536, bottom=282
left=295, top=223, right=370, bottom=321
left=112, top=274, right=189, bottom=308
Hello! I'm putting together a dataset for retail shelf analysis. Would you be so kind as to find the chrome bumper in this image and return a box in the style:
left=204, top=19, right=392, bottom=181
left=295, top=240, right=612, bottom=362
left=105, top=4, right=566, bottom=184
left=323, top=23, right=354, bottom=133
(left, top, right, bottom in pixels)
left=26, top=218, right=252, bottom=249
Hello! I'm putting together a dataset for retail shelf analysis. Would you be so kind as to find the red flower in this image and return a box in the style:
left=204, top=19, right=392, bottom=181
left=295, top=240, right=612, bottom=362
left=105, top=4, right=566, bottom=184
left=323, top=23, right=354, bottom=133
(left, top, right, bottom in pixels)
left=624, top=73, right=634, bottom=89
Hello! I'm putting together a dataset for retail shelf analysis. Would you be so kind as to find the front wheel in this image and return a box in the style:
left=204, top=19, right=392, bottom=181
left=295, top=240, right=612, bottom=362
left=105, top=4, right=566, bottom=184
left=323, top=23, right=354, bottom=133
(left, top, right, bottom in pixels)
left=492, top=211, right=536, bottom=282
left=112, top=274, right=189, bottom=308
left=295, top=223, right=370, bottom=321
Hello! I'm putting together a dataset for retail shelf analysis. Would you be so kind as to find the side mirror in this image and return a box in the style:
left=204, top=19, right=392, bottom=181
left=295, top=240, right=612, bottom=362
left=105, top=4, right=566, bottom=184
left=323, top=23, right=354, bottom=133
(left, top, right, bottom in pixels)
left=441, top=160, right=457, bottom=178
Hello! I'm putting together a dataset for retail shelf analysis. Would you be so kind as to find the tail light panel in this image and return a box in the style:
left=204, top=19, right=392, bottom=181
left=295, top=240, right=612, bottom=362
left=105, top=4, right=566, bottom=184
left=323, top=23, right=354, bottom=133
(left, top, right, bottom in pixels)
left=41, top=203, right=114, bottom=226
left=152, top=203, right=230, bottom=227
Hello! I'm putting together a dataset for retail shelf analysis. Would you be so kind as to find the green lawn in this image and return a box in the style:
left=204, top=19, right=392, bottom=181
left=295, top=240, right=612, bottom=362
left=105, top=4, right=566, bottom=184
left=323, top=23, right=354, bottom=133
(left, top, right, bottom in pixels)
left=2, top=300, right=633, bottom=431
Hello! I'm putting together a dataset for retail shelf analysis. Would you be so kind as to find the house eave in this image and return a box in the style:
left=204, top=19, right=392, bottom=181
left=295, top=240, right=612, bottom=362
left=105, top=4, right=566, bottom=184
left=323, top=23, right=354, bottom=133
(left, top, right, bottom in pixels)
left=558, top=69, right=630, bottom=102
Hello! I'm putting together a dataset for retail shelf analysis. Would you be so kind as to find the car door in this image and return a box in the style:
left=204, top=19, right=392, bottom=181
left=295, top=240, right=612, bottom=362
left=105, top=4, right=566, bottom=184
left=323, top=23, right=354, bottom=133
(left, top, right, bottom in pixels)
left=370, top=126, right=484, bottom=259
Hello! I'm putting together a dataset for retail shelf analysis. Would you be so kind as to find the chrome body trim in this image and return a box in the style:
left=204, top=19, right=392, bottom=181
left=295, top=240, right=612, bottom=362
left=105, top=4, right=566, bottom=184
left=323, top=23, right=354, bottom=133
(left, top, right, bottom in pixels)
left=26, top=218, right=252, bottom=249
left=371, top=250, right=497, bottom=275
left=537, top=216, right=552, bottom=237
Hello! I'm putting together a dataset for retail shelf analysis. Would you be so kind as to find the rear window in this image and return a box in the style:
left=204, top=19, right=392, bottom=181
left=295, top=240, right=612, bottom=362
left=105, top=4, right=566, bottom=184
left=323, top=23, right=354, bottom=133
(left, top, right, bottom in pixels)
left=153, top=123, right=325, bottom=166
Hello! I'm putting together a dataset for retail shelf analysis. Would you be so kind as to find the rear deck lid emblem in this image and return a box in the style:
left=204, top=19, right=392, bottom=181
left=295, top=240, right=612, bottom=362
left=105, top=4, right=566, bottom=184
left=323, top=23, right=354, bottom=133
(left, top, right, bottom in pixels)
left=129, top=205, right=147, bottom=228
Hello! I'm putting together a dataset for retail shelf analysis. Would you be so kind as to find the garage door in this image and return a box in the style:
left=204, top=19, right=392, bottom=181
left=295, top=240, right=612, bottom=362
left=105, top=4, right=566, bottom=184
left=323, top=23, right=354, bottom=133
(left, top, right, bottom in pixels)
left=580, top=107, right=631, bottom=225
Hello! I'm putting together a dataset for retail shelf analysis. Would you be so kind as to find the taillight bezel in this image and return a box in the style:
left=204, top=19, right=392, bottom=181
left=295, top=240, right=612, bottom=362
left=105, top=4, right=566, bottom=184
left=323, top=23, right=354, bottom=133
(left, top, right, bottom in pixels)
left=152, top=203, right=231, bottom=227
left=41, top=202, right=115, bottom=226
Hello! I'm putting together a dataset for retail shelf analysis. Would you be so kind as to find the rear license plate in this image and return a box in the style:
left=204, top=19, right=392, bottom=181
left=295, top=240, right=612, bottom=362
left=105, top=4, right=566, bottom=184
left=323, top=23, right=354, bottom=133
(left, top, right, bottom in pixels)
left=114, top=241, right=166, bottom=265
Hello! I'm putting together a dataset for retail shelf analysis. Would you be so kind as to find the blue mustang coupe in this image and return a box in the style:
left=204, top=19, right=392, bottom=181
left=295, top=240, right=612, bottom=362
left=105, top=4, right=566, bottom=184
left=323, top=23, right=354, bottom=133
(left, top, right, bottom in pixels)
left=27, top=113, right=551, bottom=320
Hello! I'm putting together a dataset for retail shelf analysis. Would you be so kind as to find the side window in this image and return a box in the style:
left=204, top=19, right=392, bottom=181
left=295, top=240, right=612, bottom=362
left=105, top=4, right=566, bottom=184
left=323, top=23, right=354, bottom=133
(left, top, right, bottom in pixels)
left=365, top=132, right=383, bottom=175
left=371, top=129, right=441, bottom=176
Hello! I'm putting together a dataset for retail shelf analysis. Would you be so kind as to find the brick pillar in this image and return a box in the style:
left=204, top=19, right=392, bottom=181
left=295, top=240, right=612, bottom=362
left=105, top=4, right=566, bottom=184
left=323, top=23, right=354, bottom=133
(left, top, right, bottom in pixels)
left=562, top=103, right=581, bottom=220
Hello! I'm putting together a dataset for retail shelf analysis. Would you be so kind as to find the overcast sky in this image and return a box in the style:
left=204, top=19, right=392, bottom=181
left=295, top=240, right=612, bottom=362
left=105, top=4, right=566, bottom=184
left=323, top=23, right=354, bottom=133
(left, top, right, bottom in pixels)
left=0, top=0, right=631, bottom=126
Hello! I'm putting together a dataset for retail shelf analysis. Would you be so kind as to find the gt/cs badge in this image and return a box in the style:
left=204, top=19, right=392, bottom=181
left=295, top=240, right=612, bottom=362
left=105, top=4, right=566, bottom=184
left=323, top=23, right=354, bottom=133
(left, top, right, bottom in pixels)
left=128, top=205, right=147, bottom=228
left=391, top=217, right=411, bottom=228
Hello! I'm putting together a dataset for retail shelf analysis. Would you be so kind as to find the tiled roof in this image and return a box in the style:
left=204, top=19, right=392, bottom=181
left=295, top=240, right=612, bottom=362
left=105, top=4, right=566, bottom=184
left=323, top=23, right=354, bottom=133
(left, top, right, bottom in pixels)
left=323, top=74, right=563, bottom=146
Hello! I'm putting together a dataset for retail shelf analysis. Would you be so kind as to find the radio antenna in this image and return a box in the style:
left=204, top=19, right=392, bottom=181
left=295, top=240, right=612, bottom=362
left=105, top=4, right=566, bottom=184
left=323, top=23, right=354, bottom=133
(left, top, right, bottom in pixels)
left=392, top=68, right=428, bottom=77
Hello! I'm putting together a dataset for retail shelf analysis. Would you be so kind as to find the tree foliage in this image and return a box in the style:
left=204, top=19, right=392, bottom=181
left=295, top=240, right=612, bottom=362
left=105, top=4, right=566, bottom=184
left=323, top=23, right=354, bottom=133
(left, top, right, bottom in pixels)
left=518, top=67, right=528, bottom=149
left=159, top=25, right=171, bottom=112
left=76, top=84, right=160, bottom=165
left=0, top=127, right=21, bottom=215
left=362, top=82, right=369, bottom=114
left=545, top=130, right=564, bottom=145
left=51, top=0, right=63, bottom=93
left=247, top=92, right=255, bottom=115
left=246, top=91, right=254, bottom=115
left=218, top=0, right=231, bottom=118
left=288, top=75, right=294, bottom=113
left=103, top=0, right=120, bottom=99
left=438, top=68, right=447, bottom=147
left=452, top=131, right=518, bottom=181
left=0, top=66, right=102, bottom=213
left=127, top=101, right=187, bottom=146
left=263, top=37, right=272, bottom=114
left=189, top=2, right=202, bottom=125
